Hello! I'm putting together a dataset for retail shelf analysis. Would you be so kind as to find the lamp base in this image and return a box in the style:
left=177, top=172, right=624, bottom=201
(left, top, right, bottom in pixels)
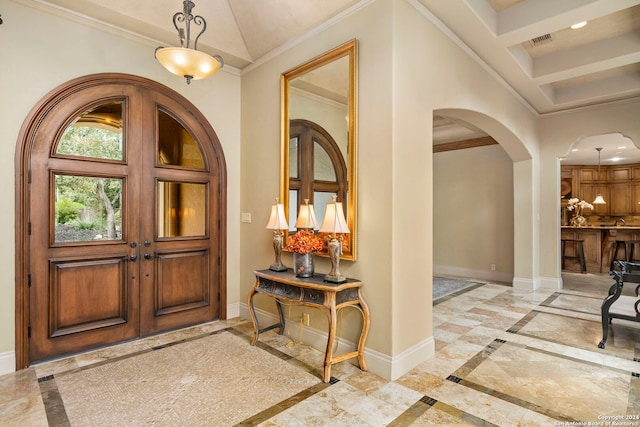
left=269, top=263, right=288, bottom=272
left=324, top=273, right=346, bottom=283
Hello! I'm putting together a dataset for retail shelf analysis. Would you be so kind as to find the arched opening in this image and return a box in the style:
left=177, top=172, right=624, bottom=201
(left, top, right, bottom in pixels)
left=432, top=108, right=533, bottom=289
left=560, top=133, right=640, bottom=289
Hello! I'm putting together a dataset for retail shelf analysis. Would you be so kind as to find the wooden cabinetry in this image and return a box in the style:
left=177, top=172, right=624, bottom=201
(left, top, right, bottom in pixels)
left=562, top=163, right=640, bottom=216
left=609, top=183, right=631, bottom=215
left=610, top=166, right=631, bottom=181
left=578, top=167, right=599, bottom=183
left=633, top=184, right=640, bottom=214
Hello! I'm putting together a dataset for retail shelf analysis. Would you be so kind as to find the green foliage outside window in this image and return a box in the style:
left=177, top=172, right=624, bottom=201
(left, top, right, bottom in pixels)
left=54, top=124, right=123, bottom=242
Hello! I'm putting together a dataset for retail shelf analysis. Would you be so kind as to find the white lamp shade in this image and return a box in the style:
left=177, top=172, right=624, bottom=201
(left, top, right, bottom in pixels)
left=155, top=47, right=222, bottom=80
left=319, top=201, right=350, bottom=234
left=593, top=194, right=606, bottom=204
left=266, top=203, right=288, bottom=230
left=295, top=202, right=318, bottom=229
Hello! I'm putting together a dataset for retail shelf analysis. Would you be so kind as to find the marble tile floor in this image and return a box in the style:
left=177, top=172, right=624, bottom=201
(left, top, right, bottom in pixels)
left=1, top=276, right=640, bottom=426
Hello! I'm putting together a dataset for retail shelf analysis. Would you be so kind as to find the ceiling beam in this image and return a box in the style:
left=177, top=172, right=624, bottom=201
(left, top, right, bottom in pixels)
left=433, top=136, right=498, bottom=153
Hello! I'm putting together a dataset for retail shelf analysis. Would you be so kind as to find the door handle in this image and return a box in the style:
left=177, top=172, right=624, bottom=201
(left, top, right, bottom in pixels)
left=130, top=254, right=138, bottom=261
left=144, top=253, right=154, bottom=260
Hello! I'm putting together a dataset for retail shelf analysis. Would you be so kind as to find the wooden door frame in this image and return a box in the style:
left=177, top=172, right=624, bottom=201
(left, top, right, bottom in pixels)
left=14, top=73, right=227, bottom=370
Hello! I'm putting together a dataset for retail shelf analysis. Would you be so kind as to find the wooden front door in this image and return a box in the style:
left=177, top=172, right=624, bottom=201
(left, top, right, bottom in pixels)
left=19, top=74, right=226, bottom=364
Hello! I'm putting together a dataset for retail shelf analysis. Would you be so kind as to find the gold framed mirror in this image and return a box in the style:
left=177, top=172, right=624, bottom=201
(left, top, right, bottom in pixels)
left=280, top=39, right=357, bottom=260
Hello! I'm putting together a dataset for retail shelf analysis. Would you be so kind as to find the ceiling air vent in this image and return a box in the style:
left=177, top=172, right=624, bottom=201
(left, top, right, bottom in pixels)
left=530, top=34, right=552, bottom=46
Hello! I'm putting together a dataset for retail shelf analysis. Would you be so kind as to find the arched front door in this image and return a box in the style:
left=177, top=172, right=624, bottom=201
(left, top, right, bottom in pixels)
left=16, top=74, right=226, bottom=366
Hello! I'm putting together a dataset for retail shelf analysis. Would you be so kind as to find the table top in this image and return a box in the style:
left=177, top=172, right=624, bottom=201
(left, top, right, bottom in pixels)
left=254, top=269, right=362, bottom=291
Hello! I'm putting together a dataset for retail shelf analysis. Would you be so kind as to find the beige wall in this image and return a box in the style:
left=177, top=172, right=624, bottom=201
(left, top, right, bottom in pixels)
left=0, top=1, right=241, bottom=367
left=433, top=145, right=514, bottom=281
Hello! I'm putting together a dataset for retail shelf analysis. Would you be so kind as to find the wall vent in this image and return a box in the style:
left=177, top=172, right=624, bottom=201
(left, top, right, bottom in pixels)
left=530, top=34, right=552, bottom=46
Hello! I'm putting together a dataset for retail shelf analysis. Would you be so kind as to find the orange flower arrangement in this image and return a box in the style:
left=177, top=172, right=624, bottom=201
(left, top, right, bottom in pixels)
left=285, top=230, right=324, bottom=254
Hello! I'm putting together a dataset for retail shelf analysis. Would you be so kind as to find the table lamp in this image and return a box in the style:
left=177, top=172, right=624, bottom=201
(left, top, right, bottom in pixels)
left=319, top=195, right=350, bottom=282
left=295, top=199, right=318, bottom=230
left=266, top=198, right=288, bottom=271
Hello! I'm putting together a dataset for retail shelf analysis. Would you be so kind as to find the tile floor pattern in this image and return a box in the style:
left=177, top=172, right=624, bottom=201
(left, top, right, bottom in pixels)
left=1, top=273, right=639, bottom=426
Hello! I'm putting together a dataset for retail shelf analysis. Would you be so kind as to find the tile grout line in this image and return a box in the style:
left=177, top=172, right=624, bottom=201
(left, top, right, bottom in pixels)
left=38, top=374, right=71, bottom=427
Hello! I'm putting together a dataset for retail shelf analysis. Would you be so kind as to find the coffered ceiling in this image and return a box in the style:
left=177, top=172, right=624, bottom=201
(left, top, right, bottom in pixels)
left=420, top=0, right=640, bottom=114
left=14, top=0, right=640, bottom=161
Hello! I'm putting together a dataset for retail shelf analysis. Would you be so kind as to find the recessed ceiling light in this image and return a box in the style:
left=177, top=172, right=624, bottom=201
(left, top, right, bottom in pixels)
left=617, top=146, right=627, bottom=149
left=571, top=21, right=587, bottom=29
left=571, top=148, right=579, bottom=152
left=610, top=157, right=622, bottom=162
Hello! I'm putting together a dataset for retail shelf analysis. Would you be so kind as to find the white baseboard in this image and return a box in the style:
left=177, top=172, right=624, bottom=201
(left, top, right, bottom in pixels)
left=387, top=336, right=435, bottom=381
left=433, top=265, right=513, bottom=283
left=238, top=303, right=433, bottom=381
left=227, top=302, right=241, bottom=319
left=0, top=351, right=15, bottom=376
left=538, top=276, right=562, bottom=290
left=512, top=277, right=536, bottom=290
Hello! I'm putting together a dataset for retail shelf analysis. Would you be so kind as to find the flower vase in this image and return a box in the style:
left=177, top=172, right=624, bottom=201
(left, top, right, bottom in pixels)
left=293, top=252, right=314, bottom=278
left=570, top=216, right=586, bottom=227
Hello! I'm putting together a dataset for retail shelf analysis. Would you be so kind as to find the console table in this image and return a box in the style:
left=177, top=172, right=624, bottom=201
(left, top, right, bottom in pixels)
left=247, top=269, right=370, bottom=382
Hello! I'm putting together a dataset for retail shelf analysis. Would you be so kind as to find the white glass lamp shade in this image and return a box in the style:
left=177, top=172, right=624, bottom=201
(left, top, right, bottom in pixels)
left=266, top=203, right=288, bottom=230
left=294, top=200, right=318, bottom=229
left=155, top=47, right=222, bottom=81
left=593, top=194, right=606, bottom=204
left=319, top=199, right=350, bottom=234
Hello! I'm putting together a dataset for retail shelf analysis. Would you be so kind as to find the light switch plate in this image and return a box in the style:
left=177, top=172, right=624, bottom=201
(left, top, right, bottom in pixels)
left=241, top=213, right=252, bottom=223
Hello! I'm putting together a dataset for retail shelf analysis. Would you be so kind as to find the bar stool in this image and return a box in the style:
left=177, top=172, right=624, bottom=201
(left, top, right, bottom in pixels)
left=610, top=240, right=627, bottom=270
left=626, top=240, right=640, bottom=262
left=561, top=239, right=587, bottom=274
left=610, top=240, right=640, bottom=270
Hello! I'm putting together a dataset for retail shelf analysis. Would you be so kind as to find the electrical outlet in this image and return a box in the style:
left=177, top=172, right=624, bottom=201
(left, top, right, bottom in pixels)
left=491, top=264, right=496, bottom=271
left=302, top=313, right=310, bottom=326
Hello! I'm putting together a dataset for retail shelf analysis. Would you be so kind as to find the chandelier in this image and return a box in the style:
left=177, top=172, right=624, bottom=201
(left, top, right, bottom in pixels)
left=155, top=1, right=224, bottom=84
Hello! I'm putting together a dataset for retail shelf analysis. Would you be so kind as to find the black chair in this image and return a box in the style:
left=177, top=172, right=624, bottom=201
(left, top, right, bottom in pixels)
left=599, top=260, right=640, bottom=349
left=561, top=239, right=587, bottom=274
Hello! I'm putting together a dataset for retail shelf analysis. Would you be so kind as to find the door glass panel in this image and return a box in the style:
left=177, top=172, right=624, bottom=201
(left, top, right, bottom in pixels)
left=54, top=175, right=123, bottom=243
left=314, top=141, right=336, bottom=181
left=158, top=181, right=206, bottom=237
left=289, top=137, right=299, bottom=178
left=157, top=110, right=205, bottom=169
left=56, top=102, right=123, bottom=161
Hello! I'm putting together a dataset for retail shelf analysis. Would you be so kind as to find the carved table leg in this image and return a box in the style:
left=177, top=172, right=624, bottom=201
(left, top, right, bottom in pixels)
left=274, top=299, right=285, bottom=336
left=323, top=295, right=338, bottom=382
left=356, top=291, right=370, bottom=371
left=247, top=285, right=260, bottom=345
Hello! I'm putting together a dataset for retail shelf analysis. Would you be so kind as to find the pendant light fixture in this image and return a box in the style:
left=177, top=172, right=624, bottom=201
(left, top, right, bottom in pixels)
left=593, top=147, right=606, bottom=205
left=155, top=1, right=224, bottom=84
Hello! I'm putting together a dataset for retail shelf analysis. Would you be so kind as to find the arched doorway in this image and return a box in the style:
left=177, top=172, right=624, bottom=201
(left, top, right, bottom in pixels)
left=432, top=108, right=533, bottom=288
left=15, top=74, right=227, bottom=368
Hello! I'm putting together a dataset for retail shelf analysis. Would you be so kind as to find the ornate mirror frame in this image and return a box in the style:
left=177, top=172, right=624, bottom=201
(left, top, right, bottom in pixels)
left=280, top=39, right=358, bottom=260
